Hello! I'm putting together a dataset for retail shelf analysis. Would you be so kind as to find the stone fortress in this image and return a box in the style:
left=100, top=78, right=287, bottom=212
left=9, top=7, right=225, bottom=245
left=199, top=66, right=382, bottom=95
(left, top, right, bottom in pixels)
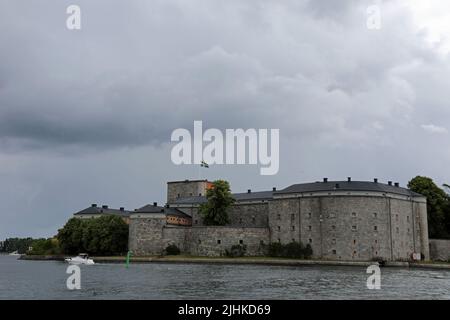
left=74, top=177, right=430, bottom=261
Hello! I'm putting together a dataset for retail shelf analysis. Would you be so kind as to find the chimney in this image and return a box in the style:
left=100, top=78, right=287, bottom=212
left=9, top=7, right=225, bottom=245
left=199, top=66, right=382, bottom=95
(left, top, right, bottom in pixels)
left=272, top=187, right=276, bottom=191
left=91, top=204, right=97, bottom=208
left=394, top=182, right=399, bottom=187
left=347, top=177, right=351, bottom=182
left=374, top=178, right=378, bottom=183
left=247, top=189, right=251, bottom=193
left=388, top=181, right=392, bottom=186
left=153, top=202, right=157, bottom=207
left=335, top=183, right=340, bottom=189
left=323, top=178, right=328, bottom=183
left=102, top=205, right=108, bottom=209
left=120, top=207, right=124, bottom=211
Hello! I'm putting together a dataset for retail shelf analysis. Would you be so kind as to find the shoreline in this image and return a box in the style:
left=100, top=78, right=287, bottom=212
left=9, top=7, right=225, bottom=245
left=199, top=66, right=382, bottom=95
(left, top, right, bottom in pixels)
left=17, top=255, right=450, bottom=270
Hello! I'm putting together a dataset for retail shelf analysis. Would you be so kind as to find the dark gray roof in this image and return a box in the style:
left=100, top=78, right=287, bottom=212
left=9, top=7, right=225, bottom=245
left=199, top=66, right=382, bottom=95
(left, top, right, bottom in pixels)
left=232, top=191, right=274, bottom=201
left=74, top=205, right=131, bottom=217
left=171, top=190, right=273, bottom=205
left=171, top=180, right=424, bottom=205
left=277, top=181, right=423, bottom=197
left=134, top=204, right=166, bottom=213
left=134, top=204, right=191, bottom=218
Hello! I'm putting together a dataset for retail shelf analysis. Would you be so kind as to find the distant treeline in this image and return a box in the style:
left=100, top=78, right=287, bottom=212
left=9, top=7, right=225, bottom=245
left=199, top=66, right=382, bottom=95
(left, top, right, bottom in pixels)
left=1, top=215, right=128, bottom=256
left=0, top=237, right=36, bottom=254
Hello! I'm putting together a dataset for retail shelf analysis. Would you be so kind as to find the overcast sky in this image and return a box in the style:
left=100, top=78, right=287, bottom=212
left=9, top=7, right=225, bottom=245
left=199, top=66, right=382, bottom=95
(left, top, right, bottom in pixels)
left=1, top=0, right=450, bottom=238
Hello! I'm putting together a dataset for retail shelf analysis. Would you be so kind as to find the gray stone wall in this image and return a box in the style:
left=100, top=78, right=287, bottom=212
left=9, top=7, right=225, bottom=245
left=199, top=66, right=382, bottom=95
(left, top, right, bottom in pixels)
left=268, top=195, right=428, bottom=261
left=176, top=202, right=269, bottom=228
left=186, top=226, right=269, bottom=256
left=162, top=226, right=189, bottom=253
left=167, top=180, right=208, bottom=203
left=429, top=239, right=450, bottom=261
left=128, top=215, right=166, bottom=256
left=131, top=189, right=429, bottom=261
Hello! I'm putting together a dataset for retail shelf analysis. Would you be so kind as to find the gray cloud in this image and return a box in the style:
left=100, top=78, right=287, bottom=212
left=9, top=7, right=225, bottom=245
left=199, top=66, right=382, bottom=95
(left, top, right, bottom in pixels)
left=1, top=0, right=450, bottom=237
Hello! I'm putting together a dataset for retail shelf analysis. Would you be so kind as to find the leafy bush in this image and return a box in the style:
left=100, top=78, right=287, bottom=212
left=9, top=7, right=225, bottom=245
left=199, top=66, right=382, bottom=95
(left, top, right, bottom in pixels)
left=165, top=244, right=181, bottom=255
left=28, top=238, right=60, bottom=255
left=57, top=216, right=128, bottom=256
left=266, top=241, right=313, bottom=259
left=225, top=244, right=247, bottom=257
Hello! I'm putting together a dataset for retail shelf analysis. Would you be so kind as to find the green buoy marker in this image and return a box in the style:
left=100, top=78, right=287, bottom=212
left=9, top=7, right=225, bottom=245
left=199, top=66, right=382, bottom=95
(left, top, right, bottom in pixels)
left=125, top=250, right=132, bottom=268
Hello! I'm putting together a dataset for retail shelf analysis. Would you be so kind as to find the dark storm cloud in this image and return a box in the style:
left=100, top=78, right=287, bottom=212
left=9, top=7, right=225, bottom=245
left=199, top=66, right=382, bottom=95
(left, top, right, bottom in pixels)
left=1, top=0, right=450, bottom=238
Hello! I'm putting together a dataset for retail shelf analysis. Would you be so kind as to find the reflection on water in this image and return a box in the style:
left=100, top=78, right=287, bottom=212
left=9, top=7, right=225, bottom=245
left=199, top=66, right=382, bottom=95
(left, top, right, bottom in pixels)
left=0, top=255, right=449, bottom=299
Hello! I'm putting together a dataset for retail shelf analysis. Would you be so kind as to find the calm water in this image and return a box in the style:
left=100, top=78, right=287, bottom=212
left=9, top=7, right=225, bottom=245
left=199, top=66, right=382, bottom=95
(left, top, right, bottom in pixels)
left=0, top=255, right=449, bottom=299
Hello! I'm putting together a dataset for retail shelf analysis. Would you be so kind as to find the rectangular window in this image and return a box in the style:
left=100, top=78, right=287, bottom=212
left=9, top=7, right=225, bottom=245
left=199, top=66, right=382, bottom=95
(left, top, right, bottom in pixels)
left=239, top=240, right=243, bottom=244
left=331, top=225, right=336, bottom=230
left=309, top=238, right=312, bottom=243
left=332, top=249, right=337, bottom=255
left=352, top=212, right=357, bottom=218
left=351, top=225, right=357, bottom=231
left=291, top=226, right=295, bottom=231
left=373, top=212, right=377, bottom=218
left=277, top=226, right=281, bottom=231
left=308, top=226, right=312, bottom=231
left=277, top=214, right=281, bottom=220
left=217, top=239, right=221, bottom=244
left=308, top=212, right=312, bottom=219
left=291, top=214, right=295, bottom=220
left=374, top=226, right=378, bottom=231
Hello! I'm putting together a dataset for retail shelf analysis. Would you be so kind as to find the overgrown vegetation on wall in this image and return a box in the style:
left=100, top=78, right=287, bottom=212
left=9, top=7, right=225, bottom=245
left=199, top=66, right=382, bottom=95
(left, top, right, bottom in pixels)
left=57, top=216, right=129, bottom=255
left=265, top=241, right=313, bottom=259
left=408, top=176, right=450, bottom=239
left=200, top=180, right=235, bottom=226
left=225, top=244, right=247, bottom=257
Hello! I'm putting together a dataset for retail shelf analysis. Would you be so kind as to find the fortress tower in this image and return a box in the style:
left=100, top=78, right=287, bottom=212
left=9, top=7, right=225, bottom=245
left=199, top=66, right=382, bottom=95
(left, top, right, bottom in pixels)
left=167, top=179, right=212, bottom=203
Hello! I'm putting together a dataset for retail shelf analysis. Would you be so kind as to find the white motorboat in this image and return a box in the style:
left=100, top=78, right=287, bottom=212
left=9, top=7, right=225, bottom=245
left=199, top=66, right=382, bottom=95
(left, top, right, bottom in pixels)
left=9, top=250, right=20, bottom=256
left=65, top=253, right=95, bottom=265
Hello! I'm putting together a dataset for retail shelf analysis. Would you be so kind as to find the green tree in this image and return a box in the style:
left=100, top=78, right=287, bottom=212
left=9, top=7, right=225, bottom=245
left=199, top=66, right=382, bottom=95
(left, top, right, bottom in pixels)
left=28, top=238, right=60, bottom=255
left=57, top=218, right=86, bottom=254
left=199, top=180, right=235, bottom=226
left=1, top=238, right=35, bottom=254
left=57, top=215, right=128, bottom=255
left=408, top=176, right=450, bottom=239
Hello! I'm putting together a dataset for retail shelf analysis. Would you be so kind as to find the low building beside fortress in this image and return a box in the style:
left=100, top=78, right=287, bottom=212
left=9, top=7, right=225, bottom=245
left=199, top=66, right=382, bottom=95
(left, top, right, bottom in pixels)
left=74, top=178, right=430, bottom=261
